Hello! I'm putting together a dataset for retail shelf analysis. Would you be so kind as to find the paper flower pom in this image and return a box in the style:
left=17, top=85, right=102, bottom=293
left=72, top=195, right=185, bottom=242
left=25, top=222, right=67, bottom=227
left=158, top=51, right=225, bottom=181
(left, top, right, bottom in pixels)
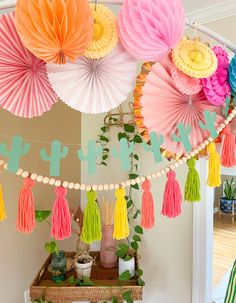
left=0, top=12, right=57, bottom=118
left=47, top=44, right=137, bottom=114
left=172, top=37, right=218, bottom=78
left=170, top=61, right=202, bottom=95
left=229, top=54, right=236, bottom=95
left=84, top=4, right=118, bottom=59
left=16, top=0, right=93, bottom=64
left=201, top=46, right=231, bottom=106
left=118, top=0, right=185, bottom=61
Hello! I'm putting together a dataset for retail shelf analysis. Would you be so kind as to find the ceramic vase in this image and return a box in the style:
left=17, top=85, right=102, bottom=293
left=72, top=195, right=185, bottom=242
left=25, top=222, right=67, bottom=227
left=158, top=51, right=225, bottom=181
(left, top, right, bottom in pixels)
left=100, top=225, right=117, bottom=268
left=119, top=257, right=135, bottom=278
left=74, top=254, right=93, bottom=279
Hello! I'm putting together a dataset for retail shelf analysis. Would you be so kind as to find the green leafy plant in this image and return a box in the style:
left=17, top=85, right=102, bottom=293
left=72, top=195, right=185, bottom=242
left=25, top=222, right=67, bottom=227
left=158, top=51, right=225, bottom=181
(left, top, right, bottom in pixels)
left=224, top=177, right=236, bottom=200
left=35, top=210, right=51, bottom=223
left=61, top=275, right=94, bottom=287
left=33, top=295, right=52, bottom=303
left=44, top=240, right=59, bottom=255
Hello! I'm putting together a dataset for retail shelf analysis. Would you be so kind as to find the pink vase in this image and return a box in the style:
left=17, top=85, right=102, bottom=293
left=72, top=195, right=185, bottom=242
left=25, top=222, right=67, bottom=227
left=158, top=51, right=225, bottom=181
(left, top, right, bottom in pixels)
left=100, top=225, right=117, bottom=268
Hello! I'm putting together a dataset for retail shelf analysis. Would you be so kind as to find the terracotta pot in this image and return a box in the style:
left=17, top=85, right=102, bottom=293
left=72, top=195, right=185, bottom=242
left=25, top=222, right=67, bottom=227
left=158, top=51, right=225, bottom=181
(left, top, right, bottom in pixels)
left=100, top=225, right=117, bottom=268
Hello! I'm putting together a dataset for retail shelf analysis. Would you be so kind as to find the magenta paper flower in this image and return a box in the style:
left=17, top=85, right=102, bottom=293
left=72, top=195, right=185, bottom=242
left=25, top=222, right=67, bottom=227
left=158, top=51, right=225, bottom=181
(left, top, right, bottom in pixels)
left=201, top=46, right=231, bottom=106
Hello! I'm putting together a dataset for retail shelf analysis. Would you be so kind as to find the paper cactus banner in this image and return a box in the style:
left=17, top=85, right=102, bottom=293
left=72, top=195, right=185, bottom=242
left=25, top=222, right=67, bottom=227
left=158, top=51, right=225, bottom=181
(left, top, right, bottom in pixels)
left=118, top=0, right=185, bottom=61
left=201, top=46, right=231, bottom=106
left=85, top=4, right=118, bottom=59
left=133, top=55, right=224, bottom=156
left=0, top=12, right=58, bottom=118
left=172, top=37, right=218, bottom=79
left=16, top=0, right=93, bottom=64
left=47, top=44, right=137, bottom=114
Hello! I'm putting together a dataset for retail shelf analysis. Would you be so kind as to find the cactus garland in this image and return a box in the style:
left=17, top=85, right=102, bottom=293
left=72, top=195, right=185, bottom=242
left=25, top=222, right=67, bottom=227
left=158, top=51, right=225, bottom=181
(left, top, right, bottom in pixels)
left=172, top=123, right=192, bottom=152
left=78, top=140, right=102, bottom=175
left=143, top=132, right=163, bottom=163
left=199, top=110, right=218, bottom=139
left=112, top=138, right=135, bottom=171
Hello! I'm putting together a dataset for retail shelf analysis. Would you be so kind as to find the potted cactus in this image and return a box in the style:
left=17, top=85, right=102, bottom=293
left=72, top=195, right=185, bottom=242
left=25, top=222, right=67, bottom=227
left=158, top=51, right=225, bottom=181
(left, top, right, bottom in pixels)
left=220, top=177, right=236, bottom=213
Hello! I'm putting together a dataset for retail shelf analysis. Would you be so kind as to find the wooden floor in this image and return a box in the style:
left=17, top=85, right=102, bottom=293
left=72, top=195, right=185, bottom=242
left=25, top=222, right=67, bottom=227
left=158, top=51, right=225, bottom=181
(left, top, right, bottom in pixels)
left=213, top=217, right=236, bottom=288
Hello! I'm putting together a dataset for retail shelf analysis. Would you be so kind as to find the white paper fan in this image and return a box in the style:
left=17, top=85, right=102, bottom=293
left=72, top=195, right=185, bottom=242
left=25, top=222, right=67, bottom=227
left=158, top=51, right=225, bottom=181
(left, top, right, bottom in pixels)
left=47, top=44, right=137, bottom=114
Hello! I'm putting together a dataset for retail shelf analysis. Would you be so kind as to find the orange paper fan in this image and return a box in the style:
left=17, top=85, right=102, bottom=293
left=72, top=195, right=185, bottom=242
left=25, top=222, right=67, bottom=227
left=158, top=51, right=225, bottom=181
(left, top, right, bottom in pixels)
left=16, top=0, right=94, bottom=64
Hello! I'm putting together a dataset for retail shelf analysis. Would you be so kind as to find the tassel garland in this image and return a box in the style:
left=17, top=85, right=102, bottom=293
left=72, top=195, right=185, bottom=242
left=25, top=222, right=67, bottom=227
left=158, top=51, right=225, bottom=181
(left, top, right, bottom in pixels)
left=184, top=158, right=201, bottom=202
left=51, top=186, right=72, bottom=240
left=113, top=188, right=129, bottom=240
left=161, top=170, right=182, bottom=218
left=221, top=125, right=236, bottom=167
left=81, top=190, right=101, bottom=244
left=16, top=177, right=35, bottom=233
left=0, top=183, right=6, bottom=221
left=140, top=179, right=155, bottom=229
left=207, top=142, right=221, bottom=188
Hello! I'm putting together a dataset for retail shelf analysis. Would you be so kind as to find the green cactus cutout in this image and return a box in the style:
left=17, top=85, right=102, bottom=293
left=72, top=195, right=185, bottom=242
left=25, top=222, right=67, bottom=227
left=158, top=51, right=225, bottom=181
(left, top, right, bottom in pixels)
left=112, top=138, right=134, bottom=171
left=199, top=110, right=218, bottom=139
left=172, top=123, right=192, bottom=152
left=0, top=135, right=31, bottom=173
left=77, top=140, right=102, bottom=175
left=143, top=131, right=163, bottom=162
left=222, top=97, right=230, bottom=118
left=40, top=140, right=68, bottom=176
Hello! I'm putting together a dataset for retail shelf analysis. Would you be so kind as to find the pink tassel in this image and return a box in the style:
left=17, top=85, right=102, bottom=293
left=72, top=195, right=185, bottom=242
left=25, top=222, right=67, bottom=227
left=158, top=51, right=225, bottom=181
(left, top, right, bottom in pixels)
left=16, top=177, right=36, bottom=233
left=221, top=125, right=236, bottom=167
left=51, top=186, right=71, bottom=240
left=140, top=179, right=155, bottom=229
left=161, top=170, right=182, bottom=218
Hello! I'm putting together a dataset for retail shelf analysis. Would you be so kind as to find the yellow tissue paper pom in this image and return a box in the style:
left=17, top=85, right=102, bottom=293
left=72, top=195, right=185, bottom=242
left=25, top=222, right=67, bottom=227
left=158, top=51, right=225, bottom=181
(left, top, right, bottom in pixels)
left=85, top=4, right=118, bottom=59
left=172, top=37, right=218, bottom=78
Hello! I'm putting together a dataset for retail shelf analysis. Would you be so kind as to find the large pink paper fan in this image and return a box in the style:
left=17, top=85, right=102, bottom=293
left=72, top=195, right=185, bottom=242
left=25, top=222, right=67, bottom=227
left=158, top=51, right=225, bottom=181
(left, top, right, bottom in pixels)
left=137, top=55, right=224, bottom=155
left=118, top=0, right=185, bottom=61
left=0, top=12, right=57, bottom=118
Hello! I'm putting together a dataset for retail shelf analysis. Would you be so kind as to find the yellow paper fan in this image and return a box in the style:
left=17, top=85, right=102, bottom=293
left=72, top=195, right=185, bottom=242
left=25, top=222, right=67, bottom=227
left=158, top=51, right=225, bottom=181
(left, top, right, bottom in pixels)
left=172, top=37, right=218, bottom=78
left=85, top=4, right=118, bottom=59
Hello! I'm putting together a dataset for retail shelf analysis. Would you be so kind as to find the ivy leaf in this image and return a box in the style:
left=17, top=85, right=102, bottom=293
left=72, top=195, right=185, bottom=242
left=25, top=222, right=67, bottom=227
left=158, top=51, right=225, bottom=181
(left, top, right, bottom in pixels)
left=102, top=155, right=108, bottom=160
left=103, top=148, right=109, bottom=152
left=101, top=162, right=107, bottom=166
left=134, top=225, right=143, bottom=234
left=112, top=297, right=118, bottom=303
left=129, top=173, right=138, bottom=180
left=124, top=124, right=135, bottom=133
left=133, top=135, right=143, bottom=143
left=127, top=200, right=133, bottom=208
left=116, top=250, right=127, bottom=258
left=67, top=275, right=76, bottom=286
left=133, top=234, right=141, bottom=242
left=101, top=126, right=107, bottom=132
left=124, top=255, right=132, bottom=261
left=135, top=269, right=143, bottom=277
left=131, top=241, right=138, bottom=251
left=118, top=243, right=129, bottom=251
left=35, top=210, right=51, bottom=223
left=119, top=270, right=131, bottom=281
left=100, top=135, right=109, bottom=142
left=133, top=154, right=139, bottom=161
left=123, top=291, right=134, bottom=303
left=131, top=183, right=139, bottom=190
left=138, top=277, right=145, bottom=286
left=55, top=280, right=63, bottom=287
left=82, top=276, right=94, bottom=286
left=118, top=132, right=128, bottom=141
left=132, top=210, right=140, bottom=219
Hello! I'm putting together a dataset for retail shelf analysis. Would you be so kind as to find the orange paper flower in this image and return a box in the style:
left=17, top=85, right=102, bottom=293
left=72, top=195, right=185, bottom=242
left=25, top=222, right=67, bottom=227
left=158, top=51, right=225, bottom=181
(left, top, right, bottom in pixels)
left=16, top=0, right=94, bottom=64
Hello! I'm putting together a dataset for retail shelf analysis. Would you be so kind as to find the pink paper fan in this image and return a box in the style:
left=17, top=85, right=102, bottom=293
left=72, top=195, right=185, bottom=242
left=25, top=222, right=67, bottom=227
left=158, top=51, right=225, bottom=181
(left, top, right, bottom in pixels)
left=170, top=61, right=202, bottom=95
left=139, top=55, right=224, bottom=155
left=0, top=12, right=57, bottom=118
left=201, top=46, right=231, bottom=106
left=118, top=0, right=185, bottom=61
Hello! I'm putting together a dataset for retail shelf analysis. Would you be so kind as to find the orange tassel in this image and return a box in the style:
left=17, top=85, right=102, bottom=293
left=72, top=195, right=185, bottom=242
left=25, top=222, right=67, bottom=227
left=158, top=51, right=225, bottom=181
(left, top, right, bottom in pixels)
left=221, top=125, right=236, bottom=167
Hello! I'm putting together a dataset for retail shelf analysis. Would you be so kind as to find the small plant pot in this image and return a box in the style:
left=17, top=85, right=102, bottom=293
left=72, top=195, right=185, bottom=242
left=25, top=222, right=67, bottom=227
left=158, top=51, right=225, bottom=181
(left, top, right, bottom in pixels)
left=220, top=197, right=236, bottom=213
left=50, top=251, right=67, bottom=282
left=74, top=255, right=93, bottom=280
left=119, top=257, right=135, bottom=278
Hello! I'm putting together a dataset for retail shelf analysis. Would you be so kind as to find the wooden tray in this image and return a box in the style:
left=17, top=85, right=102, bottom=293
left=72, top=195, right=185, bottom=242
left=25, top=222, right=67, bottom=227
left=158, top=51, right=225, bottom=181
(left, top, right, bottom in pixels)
left=30, top=252, right=143, bottom=303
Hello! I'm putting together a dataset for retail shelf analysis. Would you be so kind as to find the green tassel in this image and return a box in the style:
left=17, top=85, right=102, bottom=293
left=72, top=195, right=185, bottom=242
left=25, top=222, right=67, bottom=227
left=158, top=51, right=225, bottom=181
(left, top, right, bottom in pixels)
left=184, top=158, right=201, bottom=202
left=81, top=190, right=101, bottom=244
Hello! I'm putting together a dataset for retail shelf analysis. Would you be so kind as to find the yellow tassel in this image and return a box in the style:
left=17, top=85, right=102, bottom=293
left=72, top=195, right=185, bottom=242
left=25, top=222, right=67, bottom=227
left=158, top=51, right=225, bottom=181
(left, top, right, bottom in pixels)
left=207, top=142, right=221, bottom=188
left=0, top=184, right=6, bottom=221
left=113, top=188, right=129, bottom=240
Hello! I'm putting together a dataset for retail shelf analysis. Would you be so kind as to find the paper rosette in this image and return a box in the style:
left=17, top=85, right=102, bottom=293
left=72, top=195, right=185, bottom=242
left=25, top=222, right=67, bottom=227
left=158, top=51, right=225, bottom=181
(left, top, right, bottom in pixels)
left=172, top=37, right=218, bottom=79
left=47, top=44, right=137, bottom=114
left=170, top=62, right=202, bottom=95
left=201, top=46, right=231, bottom=105
left=134, top=55, right=224, bottom=157
left=118, top=0, right=185, bottom=61
left=84, top=4, right=118, bottom=59
left=16, top=0, right=93, bottom=64
left=229, top=54, right=236, bottom=95
left=0, top=12, right=57, bottom=118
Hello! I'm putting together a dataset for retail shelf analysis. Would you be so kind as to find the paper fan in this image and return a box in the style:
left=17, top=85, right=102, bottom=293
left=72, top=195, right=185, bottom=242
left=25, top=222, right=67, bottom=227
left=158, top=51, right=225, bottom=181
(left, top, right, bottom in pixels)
left=0, top=12, right=57, bottom=118
left=170, top=61, right=202, bottom=95
left=16, top=0, right=93, bottom=64
left=84, top=4, right=118, bottom=59
left=201, top=46, right=231, bottom=105
left=118, top=0, right=185, bottom=61
left=229, top=54, right=236, bottom=95
left=47, top=44, right=137, bottom=114
left=172, top=37, right=218, bottom=79
left=134, top=55, right=224, bottom=157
